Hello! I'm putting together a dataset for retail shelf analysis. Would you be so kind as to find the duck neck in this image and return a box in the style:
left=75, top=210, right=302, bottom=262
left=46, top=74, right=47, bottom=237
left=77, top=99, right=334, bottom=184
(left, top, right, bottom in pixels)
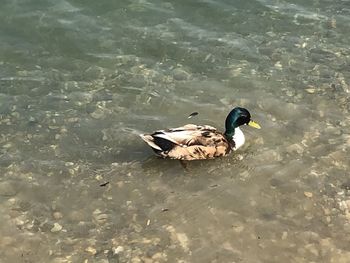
left=225, top=127, right=245, bottom=149
left=224, top=127, right=235, bottom=141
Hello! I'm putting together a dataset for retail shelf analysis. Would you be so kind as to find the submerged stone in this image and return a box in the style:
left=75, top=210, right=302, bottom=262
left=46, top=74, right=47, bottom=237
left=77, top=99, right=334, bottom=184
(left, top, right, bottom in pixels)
left=51, top=223, right=63, bottom=233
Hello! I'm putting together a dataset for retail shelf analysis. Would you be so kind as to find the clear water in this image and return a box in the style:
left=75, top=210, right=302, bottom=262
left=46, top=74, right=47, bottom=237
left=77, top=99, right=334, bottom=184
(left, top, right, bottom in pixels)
left=1, top=0, right=350, bottom=262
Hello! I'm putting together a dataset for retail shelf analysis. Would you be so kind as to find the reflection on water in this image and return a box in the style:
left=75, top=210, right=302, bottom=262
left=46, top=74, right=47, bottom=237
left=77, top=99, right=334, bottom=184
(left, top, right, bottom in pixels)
left=1, top=0, right=350, bottom=262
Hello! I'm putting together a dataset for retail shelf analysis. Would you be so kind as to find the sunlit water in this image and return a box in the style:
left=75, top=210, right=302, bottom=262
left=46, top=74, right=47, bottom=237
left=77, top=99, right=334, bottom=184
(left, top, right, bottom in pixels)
left=1, top=0, right=350, bottom=262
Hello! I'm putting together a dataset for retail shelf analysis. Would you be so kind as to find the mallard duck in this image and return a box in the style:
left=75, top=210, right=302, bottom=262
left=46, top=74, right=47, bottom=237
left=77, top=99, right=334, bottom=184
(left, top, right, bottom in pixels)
left=140, top=107, right=261, bottom=160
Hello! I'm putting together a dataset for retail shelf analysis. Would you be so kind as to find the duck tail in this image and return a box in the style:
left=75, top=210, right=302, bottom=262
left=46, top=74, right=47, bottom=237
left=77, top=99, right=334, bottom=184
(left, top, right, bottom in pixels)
left=139, top=134, right=162, bottom=151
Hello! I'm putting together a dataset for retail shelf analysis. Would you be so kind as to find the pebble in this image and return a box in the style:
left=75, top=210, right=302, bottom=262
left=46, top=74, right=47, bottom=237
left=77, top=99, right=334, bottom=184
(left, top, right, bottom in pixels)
left=113, top=246, right=124, bottom=254
left=68, top=210, right=85, bottom=222
left=305, top=88, right=316, bottom=94
left=53, top=211, right=63, bottom=220
left=274, top=61, right=282, bottom=69
left=116, top=181, right=124, bottom=188
left=231, top=67, right=242, bottom=77
left=90, top=108, right=105, bottom=119
left=14, top=217, right=25, bottom=227
left=93, top=209, right=108, bottom=224
left=345, top=200, right=350, bottom=210
left=304, top=192, right=313, bottom=198
left=336, top=252, right=350, bottom=263
left=319, top=238, right=331, bottom=248
left=0, top=181, right=17, bottom=196
left=95, top=175, right=103, bottom=181
left=0, top=236, right=14, bottom=246
left=28, top=116, right=37, bottom=123
left=282, top=231, right=288, bottom=240
left=166, top=225, right=189, bottom=252
left=142, top=258, right=153, bottom=263
left=85, top=246, right=97, bottom=255
left=51, top=223, right=63, bottom=233
left=232, top=224, right=245, bottom=233
left=2, top=143, right=12, bottom=149
left=305, top=243, right=319, bottom=257
left=151, top=252, right=167, bottom=261
left=286, top=143, right=304, bottom=155
left=286, top=90, right=294, bottom=97
left=299, top=231, right=320, bottom=242
left=131, top=257, right=142, bottom=263
left=172, top=68, right=190, bottom=81
left=51, top=257, right=69, bottom=263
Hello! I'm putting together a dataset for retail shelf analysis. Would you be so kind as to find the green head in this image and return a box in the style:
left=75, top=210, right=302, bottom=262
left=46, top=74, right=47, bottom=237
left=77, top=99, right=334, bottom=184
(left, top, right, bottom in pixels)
left=224, top=107, right=261, bottom=139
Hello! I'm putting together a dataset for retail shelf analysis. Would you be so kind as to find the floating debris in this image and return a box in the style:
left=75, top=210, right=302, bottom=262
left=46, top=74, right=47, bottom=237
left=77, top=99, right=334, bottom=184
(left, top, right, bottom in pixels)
left=188, top=112, right=199, bottom=118
left=99, top=181, right=110, bottom=187
left=203, top=53, right=212, bottom=62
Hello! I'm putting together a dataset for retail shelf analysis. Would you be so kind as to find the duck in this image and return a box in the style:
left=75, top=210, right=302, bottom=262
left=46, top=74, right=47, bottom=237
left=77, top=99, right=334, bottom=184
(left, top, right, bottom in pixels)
left=140, top=107, right=261, bottom=160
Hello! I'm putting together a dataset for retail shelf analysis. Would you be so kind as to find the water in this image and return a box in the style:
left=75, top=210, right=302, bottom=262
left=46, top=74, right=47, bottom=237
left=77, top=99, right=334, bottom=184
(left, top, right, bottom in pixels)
left=1, top=0, right=350, bottom=262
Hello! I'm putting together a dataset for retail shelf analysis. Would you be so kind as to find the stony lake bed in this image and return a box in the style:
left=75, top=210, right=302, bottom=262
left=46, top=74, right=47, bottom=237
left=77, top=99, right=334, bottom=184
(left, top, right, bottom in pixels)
left=0, top=0, right=350, bottom=262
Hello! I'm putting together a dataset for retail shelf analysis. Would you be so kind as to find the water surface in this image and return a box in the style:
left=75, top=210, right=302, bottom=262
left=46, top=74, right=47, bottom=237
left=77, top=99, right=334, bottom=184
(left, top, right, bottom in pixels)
left=1, top=0, right=350, bottom=262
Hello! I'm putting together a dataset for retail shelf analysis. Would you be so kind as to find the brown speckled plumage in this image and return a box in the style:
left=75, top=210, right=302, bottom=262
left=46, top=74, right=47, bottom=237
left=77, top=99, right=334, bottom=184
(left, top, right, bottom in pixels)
left=140, top=124, right=234, bottom=160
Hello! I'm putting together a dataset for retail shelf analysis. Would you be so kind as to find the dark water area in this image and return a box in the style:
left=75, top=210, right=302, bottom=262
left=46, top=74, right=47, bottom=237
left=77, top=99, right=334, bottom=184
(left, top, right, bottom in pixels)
left=0, top=0, right=350, bottom=262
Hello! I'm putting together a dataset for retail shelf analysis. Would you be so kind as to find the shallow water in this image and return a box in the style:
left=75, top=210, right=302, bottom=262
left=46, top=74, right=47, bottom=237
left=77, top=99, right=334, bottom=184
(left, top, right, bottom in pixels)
left=1, top=0, right=350, bottom=262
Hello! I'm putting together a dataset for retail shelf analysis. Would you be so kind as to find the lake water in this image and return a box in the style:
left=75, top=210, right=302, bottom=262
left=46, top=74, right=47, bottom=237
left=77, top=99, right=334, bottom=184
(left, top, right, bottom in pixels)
left=1, top=0, right=350, bottom=262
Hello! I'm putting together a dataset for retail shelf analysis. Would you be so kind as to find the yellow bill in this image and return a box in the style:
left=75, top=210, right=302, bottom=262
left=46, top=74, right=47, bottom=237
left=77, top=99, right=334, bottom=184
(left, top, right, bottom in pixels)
left=248, top=120, right=261, bottom=129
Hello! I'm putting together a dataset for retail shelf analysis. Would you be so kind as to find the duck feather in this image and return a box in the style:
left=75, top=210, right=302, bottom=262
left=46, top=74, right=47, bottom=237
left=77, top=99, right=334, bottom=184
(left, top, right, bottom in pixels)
left=140, top=124, right=234, bottom=160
